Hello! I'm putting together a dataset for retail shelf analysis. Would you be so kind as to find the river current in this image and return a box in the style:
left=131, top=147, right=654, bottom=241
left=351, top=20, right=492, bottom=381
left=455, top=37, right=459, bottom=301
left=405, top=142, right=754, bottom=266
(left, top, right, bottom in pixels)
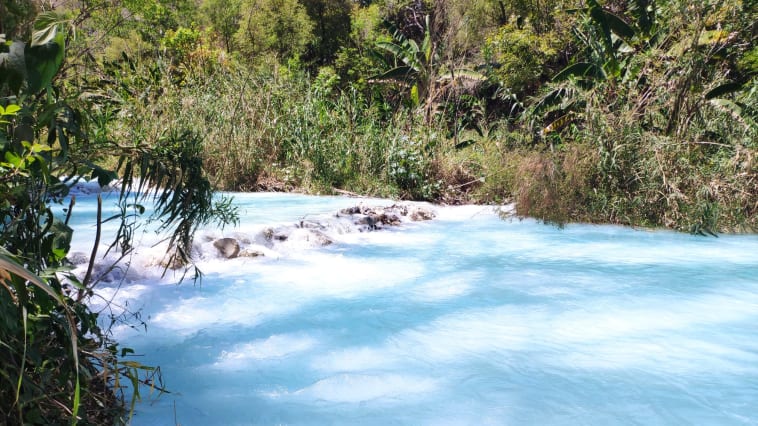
left=66, top=188, right=758, bottom=425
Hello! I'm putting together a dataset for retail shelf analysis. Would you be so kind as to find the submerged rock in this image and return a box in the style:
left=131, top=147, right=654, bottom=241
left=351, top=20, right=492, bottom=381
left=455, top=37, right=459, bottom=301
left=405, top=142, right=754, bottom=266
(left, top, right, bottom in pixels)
left=409, top=207, right=435, bottom=221
left=213, top=237, right=241, bottom=259
left=239, top=248, right=265, bottom=258
left=337, top=203, right=434, bottom=230
left=291, top=229, right=333, bottom=247
left=206, top=202, right=436, bottom=261
left=67, top=251, right=89, bottom=265
left=158, top=254, right=187, bottom=270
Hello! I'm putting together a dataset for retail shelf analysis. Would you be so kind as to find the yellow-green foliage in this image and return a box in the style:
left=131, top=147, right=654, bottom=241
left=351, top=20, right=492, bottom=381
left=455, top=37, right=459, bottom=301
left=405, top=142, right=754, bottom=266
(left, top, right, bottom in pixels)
left=102, top=31, right=152, bottom=62
left=163, top=26, right=201, bottom=59
left=485, top=22, right=563, bottom=94
left=234, top=0, right=314, bottom=61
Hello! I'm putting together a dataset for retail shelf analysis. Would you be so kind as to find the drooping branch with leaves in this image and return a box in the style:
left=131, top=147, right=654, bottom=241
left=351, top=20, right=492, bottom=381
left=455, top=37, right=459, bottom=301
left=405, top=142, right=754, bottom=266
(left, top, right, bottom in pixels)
left=1, top=8, right=237, bottom=424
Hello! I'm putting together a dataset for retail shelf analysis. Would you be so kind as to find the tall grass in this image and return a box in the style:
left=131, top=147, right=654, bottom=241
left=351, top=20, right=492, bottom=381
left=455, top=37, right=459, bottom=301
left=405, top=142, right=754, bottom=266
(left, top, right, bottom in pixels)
left=107, top=34, right=755, bottom=232
left=116, top=61, right=452, bottom=200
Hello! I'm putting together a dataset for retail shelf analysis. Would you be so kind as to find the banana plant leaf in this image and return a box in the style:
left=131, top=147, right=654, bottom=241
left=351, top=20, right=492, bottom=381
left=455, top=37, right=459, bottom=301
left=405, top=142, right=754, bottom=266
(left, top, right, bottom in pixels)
left=368, top=66, right=417, bottom=85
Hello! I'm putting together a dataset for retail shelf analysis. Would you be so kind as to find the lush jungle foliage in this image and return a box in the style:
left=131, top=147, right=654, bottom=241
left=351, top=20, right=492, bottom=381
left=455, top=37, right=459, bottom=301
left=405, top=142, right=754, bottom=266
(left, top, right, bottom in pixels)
left=55, top=0, right=752, bottom=232
left=0, top=0, right=756, bottom=422
left=1, top=5, right=236, bottom=424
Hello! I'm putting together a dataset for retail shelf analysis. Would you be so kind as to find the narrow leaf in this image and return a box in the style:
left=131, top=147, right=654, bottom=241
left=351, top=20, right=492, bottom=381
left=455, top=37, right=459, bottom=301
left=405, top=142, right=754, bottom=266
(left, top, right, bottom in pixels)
left=705, top=82, right=744, bottom=100
left=368, top=66, right=417, bottom=84
left=553, top=62, right=602, bottom=81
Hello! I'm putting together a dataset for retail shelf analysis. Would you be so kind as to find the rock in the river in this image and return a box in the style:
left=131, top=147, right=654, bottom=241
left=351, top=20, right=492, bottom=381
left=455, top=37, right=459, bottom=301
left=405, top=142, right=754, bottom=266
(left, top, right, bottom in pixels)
left=159, top=253, right=187, bottom=270
left=338, top=203, right=436, bottom=230
left=410, top=207, right=435, bottom=221
left=206, top=202, right=435, bottom=261
left=285, top=229, right=334, bottom=248
left=307, top=229, right=333, bottom=246
left=239, top=248, right=265, bottom=258
left=67, top=251, right=89, bottom=265
left=213, top=237, right=241, bottom=259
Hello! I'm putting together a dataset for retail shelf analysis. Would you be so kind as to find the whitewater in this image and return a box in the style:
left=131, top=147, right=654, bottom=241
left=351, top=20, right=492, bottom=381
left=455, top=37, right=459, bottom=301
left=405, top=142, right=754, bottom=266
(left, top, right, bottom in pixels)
left=65, top=184, right=758, bottom=425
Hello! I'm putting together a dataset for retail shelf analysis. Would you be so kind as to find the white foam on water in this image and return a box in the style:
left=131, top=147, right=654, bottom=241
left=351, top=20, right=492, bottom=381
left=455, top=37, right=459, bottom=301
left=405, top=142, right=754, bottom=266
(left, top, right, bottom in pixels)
left=66, top=193, right=758, bottom=425
left=87, top=283, right=150, bottom=313
left=256, top=253, right=426, bottom=298
left=311, top=346, right=400, bottom=373
left=294, top=373, right=439, bottom=403
left=411, top=276, right=473, bottom=302
left=549, top=290, right=758, bottom=344
left=149, top=293, right=289, bottom=334
left=560, top=336, right=758, bottom=373
left=312, top=306, right=534, bottom=373
left=313, top=288, right=758, bottom=376
left=213, top=334, right=318, bottom=369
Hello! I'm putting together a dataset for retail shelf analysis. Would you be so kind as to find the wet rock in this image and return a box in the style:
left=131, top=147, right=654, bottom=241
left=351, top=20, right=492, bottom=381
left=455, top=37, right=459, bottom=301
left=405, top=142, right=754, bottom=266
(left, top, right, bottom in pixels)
left=378, top=213, right=402, bottom=226
left=208, top=202, right=436, bottom=260
left=307, top=230, right=333, bottom=246
left=339, top=206, right=363, bottom=215
left=158, top=254, right=187, bottom=270
left=67, top=252, right=89, bottom=265
left=285, top=229, right=334, bottom=247
left=213, top=237, right=241, bottom=259
left=356, top=215, right=380, bottom=230
left=239, top=248, right=265, bottom=258
left=229, top=232, right=252, bottom=244
left=298, top=220, right=326, bottom=230
left=410, top=207, right=435, bottom=221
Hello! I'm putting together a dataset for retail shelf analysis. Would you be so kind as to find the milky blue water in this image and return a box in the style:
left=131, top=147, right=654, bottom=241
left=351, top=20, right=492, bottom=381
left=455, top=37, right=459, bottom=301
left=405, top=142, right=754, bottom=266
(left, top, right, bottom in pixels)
left=68, top=191, right=758, bottom=425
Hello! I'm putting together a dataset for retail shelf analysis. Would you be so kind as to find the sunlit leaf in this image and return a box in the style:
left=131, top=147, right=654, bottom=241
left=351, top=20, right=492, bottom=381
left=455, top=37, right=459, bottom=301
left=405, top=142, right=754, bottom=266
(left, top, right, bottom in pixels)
left=553, top=62, right=603, bottom=81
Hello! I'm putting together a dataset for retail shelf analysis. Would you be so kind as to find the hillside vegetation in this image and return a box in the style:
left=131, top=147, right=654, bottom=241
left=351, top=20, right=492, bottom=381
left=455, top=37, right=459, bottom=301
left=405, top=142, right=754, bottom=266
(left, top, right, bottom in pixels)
left=5, top=0, right=755, bottom=232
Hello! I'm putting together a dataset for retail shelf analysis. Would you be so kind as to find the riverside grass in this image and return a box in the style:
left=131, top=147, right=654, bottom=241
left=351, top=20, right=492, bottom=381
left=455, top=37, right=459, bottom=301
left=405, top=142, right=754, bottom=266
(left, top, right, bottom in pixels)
left=98, top=0, right=756, bottom=234
left=115, top=61, right=756, bottom=234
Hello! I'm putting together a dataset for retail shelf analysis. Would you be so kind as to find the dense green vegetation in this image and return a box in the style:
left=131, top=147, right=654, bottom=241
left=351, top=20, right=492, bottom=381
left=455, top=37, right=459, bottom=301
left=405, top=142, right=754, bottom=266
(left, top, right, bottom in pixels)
left=5, top=0, right=748, bottom=231
left=0, top=0, right=756, bottom=423
left=1, top=4, right=236, bottom=424
left=52, top=0, right=752, bottom=232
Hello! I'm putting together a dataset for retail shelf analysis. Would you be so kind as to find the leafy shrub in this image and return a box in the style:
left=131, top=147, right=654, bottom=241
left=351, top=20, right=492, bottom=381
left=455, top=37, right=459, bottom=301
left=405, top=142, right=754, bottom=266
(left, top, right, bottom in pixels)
left=485, top=22, right=563, bottom=95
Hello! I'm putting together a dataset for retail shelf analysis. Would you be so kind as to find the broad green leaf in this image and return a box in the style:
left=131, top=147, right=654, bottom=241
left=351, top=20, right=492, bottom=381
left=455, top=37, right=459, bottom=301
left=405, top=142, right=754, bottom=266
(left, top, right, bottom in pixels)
left=25, top=28, right=65, bottom=93
left=375, top=42, right=404, bottom=59
left=368, top=66, right=416, bottom=85
left=553, top=62, right=603, bottom=81
left=31, top=22, right=60, bottom=47
left=4, top=151, right=23, bottom=167
left=603, top=10, right=636, bottom=41
left=705, top=82, right=744, bottom=100
left=0, top=253, right=47, bottom=289
left=29, top=142, right=52, bottom=153
left=88, top=163, right=119, bottom=187
left=588, top=0, right=614, bottom=59
left=0, top=104, right=20, bottom=116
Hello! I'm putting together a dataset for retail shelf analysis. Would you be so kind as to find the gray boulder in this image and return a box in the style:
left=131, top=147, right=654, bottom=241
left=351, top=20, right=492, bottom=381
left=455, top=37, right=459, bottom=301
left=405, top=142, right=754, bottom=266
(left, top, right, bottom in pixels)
left=213, top=238, right=241, bottom=259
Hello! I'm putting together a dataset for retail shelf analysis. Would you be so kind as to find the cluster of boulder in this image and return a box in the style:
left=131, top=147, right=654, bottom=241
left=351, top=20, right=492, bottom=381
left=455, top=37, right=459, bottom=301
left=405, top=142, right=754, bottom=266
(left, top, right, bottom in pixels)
left=208, top=203, right=436, bottom=260
left=68, top=203, right=438, bottom=273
